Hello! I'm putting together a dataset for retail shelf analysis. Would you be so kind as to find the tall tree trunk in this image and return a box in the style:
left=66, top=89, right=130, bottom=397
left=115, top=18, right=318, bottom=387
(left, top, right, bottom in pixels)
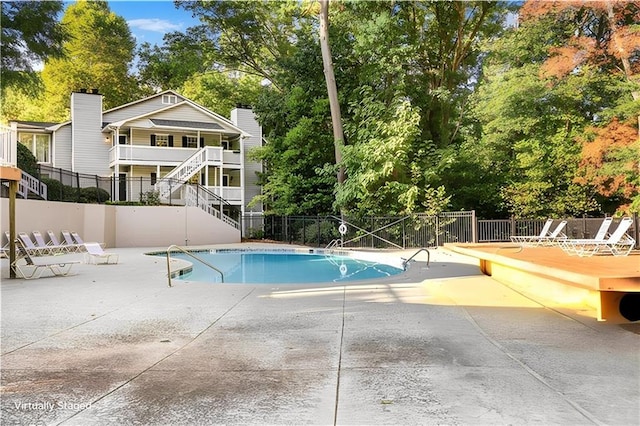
left=606, top=2, right=640, bottom=137
left=319, top=0, right=345, bottom=185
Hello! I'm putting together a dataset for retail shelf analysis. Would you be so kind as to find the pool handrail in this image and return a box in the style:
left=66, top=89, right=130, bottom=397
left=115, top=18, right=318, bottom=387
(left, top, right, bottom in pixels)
left=402, top=248, right=430, bottom=270
left=166, top=245, right=224, bottom=287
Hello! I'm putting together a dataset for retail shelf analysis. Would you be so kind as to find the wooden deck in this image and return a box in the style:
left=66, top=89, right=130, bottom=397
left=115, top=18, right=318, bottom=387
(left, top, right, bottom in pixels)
left=446, top=243, right=640, bottom=323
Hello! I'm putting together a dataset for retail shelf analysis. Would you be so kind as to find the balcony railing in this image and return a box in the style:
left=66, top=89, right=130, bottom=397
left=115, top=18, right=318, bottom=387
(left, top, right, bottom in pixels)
left=109, top=145, right=227, bottom=166
left=208, top=186, right=242, bottom=203
left=0, top=125, right=16, bottom=167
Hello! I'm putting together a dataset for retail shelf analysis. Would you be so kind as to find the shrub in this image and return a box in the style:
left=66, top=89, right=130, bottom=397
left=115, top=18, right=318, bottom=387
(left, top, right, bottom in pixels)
left=41, top=178, right=64, bottom=201
left=139, top=189, right=160, bottom=206
left=79, top=187, right=110, bottom=203
left=16, top=143, right=38, bottom=176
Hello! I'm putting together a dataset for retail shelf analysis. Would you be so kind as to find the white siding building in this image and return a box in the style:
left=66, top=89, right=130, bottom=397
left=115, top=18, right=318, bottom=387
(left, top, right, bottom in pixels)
left=9, top=90, right=264, bottom=228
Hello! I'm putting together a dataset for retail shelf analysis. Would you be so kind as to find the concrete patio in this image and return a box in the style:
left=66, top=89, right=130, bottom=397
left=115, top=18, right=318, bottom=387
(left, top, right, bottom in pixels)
left=1, top=244, right=638, bottom=425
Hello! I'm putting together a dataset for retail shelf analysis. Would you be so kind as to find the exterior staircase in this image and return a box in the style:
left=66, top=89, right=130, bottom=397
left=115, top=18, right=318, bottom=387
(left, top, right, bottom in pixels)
left=2, top=170, right=48, bottom=200
left=184, top=185, right=239, bottom=229
left=155, top=147, right=209, bottom=199
left=155, top=147, right=239, bottom=229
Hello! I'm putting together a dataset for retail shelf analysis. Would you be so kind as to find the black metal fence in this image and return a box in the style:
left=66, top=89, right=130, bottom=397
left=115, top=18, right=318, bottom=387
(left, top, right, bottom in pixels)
left=10, top=164, right=640, bottom=250
left=240, top=212, right=477, bottom=249
left=35, top=164, right=231, bottom=209
left=241, top=213, right=640, bottom=250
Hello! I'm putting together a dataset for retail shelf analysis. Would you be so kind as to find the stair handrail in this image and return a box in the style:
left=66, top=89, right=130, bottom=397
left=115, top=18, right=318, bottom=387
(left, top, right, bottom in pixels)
left=184, top=185, right=240, bottom=229
left=155, top=148, right=208, bottom=199
left=166, top=244, right=224, bottom=286
left=401, top=248, right=430, bottom=270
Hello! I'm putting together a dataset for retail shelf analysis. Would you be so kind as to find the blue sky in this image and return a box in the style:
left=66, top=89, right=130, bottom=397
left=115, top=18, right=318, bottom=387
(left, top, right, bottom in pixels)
left=65, top=1, right=201, bottom=47
left=108, top=1, right=200, bottom=46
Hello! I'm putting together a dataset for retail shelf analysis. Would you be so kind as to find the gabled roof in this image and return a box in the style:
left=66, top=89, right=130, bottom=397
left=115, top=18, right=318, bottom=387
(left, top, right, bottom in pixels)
left=150, top=119, right=224, bottom=130
left=12, top=121, right=59, bottom=130
left=104, top=100, right=249, bottom=137
left=101, top=89, right=183, bottom=115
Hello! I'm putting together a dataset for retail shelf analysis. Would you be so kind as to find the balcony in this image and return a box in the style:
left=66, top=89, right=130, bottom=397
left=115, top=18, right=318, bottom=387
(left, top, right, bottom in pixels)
left=208, top=186, right=243, bottom=203
left=0, top=125, right=16, bottom=167
left=109, top=145, right=225, bottom=167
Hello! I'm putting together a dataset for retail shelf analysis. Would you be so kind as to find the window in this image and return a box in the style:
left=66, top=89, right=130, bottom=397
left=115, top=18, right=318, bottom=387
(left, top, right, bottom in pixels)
left=222, top=174, right=230, bottom=186
left=150, top=172, right=157, bottom=185
left=221, top=140, right=229, bottom=150
left=18, top=132, right=51, bottom=163
left=155, top=135, right=169, bottom=147
left=162, top=94, right=177, bottom=104
left=184, top=136, right=198, bottom=148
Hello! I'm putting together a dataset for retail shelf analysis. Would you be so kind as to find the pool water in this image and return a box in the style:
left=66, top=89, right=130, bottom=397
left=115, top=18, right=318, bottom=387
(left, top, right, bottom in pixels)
left=170, top=251, right=403, bottom=284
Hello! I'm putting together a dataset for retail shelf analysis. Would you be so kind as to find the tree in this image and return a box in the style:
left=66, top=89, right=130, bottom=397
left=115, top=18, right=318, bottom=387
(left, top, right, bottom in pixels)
left=319, top=0, right=345, bottom=191
left=575, top=119, right=640, bottom=214
left=40, top=0, right=140, bottom=120
left=0, top=1, right=67, bottom=95
left=176, top=0, right=309, bottom=90
left=137, top=28, right=216, bottom=92
left=180, top=71, right=262, bottom=118
left=520, top=0, right=640, bottom=133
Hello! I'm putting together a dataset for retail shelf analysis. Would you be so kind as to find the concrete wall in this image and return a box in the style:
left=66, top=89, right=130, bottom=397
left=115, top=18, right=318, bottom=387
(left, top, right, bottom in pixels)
left=1, top=199, right=240, bottom=248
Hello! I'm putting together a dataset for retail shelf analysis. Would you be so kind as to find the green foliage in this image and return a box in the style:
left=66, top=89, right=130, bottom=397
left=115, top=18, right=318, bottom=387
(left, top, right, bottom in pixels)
left=180, top=71, right=262, bottom=118
left=79, top=187, right=110, bottom=204
left=246, top=227, right=265, bottom=240
left=296, top=220, right=338, bottom=245
left=137, top=28, right=215, bottom=92
left=41, top=178, right=64, bottom=201
left=0, top=1, right=67, bottom=94
left=463, top=8, right=638, bottom=218
left=16, top=142, right=38, bottom=176
left=139, top=190, right=160, bottom=206
left=105, top=200, right=143, bottom=206
left=40, top=0, right=141, bottom=120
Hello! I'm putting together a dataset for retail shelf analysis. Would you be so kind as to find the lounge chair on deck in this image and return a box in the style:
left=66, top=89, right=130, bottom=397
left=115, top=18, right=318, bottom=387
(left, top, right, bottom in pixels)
left=560, top=217, right=635, bottom=257
left=17, top=232, right=52, bottom=256
left=510, top=219, right=554, bottom=246
left=33, top=231, right=67, bottom=254
left=558, top=217, right=613, bottom=256
left=512, top=220, right=567, bottom=247
left=84, top=242, right=119, bottom=265
left=12, top=238, right=80, bottom=279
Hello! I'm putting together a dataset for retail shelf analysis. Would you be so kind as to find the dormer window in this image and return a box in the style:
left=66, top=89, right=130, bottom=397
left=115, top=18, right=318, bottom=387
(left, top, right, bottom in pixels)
left=162, top=94, right=177, bottom=104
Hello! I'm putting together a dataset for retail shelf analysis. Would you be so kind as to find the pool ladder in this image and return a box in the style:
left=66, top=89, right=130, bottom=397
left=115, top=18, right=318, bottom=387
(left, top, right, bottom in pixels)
left=166, top=245, right=224, bottom=287
left=401, top=248, right=430, bottom=270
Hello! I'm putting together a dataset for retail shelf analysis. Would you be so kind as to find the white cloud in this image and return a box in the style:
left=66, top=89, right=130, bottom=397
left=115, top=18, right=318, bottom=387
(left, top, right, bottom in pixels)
left=127, top=18, right=182, bottom=33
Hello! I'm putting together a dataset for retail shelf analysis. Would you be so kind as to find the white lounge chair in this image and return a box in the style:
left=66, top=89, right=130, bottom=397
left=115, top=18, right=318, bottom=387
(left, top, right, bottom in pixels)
left=47, top=230, right=75, bottom=253
left=561, top=217, right=635, bottom=257
left=84, top=242, right=119, bottom=264
left=61, top=230, right=84, bottom=252
left=12, top=238, right=80, bottom=279
left=533, top=220, right=568, bottom=246
left=32, top=231, right=67, bottom=255
left=1, top=231, right=10, bottom=258
left=512, top=220, right=567, bottom=247
left=17, top=232, right=51, bottom=256
left=510, top=219, right=554, bottom=245
left=559, top=217, right=613, bottom=256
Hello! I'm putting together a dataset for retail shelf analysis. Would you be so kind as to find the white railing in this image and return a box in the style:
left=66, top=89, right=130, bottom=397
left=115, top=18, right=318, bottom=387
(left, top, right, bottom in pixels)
left=222, top=150, right=241, bottom=165
left=155, top=147, right=223, bottom=199
left=109, top=145, right=197, bottom=165
left=0, top=125, right=16, bottom=167
left=208, top=186, right=243, bottom=203
left=3, top=170, right=48, bottom=199
left=184, top=185, right=240, bottom=229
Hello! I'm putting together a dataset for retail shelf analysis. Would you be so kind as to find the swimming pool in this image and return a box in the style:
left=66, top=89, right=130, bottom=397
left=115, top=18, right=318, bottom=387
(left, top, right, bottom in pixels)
left=165, top=249, right=405, bottom=284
